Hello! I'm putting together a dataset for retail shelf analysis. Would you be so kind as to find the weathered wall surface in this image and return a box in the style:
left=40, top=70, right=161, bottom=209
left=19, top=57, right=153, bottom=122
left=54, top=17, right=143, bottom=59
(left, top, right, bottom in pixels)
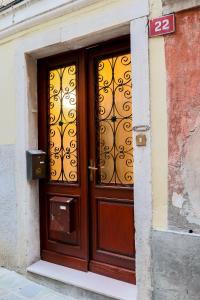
left=162, top=0, right=200, bottom=14
left=152, top=230, right=200, bottom=300
left=166, top=8, right=200, bottom=232
left=0, top=145, right=17, bottom=268
left=0, top=41, right=18, bottom=268
left=152, top=7, right=200, bottom=300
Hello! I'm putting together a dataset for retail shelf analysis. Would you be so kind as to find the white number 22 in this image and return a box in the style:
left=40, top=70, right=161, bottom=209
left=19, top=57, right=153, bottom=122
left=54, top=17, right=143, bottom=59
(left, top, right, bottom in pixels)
left=155, top=19, right=170, bottom=32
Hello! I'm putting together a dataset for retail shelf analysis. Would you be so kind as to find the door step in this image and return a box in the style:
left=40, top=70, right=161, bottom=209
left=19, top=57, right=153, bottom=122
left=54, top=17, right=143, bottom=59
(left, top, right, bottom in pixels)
left=27, top=260, right=137, bottom=300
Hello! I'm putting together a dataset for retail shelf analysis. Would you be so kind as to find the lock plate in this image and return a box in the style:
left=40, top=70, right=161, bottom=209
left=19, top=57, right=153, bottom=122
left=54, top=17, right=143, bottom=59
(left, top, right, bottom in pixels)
left=136, top=134, right=147, bottom=146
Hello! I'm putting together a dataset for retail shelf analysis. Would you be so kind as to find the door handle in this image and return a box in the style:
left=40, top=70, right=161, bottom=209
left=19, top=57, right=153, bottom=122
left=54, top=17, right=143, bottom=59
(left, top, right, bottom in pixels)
left=88, top=166, right=98, bottom=170
left=88, top=159, right=98, bottom=181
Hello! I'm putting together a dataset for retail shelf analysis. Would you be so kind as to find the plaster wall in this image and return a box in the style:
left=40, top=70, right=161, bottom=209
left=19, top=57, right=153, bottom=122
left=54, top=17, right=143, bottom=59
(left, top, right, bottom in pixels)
left=0, top=42, right=18, bottom=267
left=162, top=0, right=200, bottom=14
left=166, top=8, right=200, bottom=232
left=0, top=42, right=15, bottom=145
left=0, top=145, right=17, bottom=268
left=151, top=6, right=200, bottom=300
left=149, top=0, right=168, bottom=230
left=149, top=1, right=200, bottom=233
left=152, top=230, right=200, bottom=300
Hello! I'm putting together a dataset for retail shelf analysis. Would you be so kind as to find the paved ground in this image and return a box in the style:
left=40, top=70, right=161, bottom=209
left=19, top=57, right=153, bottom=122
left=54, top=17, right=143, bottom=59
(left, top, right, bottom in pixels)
left=0, top=267, right=74, bottom=300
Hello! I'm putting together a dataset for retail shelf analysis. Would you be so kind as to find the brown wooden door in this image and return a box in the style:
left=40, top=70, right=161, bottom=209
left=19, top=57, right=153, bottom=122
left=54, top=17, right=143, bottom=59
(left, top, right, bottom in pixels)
left=38, top=37, right=135, bottom=283
left=38, top=50, right=89, bottom=271
left=87, top=41, right=135, bottom=283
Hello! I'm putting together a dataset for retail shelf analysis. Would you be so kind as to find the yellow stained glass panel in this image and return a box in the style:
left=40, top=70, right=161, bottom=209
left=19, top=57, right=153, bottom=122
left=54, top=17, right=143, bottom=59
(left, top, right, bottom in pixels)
left=49, top=65, right=77, bottom=182
left=97, top=53, right=133, bottom=185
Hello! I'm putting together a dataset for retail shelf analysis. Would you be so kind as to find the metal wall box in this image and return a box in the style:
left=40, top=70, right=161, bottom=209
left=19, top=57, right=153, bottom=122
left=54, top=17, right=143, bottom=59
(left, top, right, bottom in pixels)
left=26, top=150, right=46, bottom=180
left=49, top=196, right=75, bottom=243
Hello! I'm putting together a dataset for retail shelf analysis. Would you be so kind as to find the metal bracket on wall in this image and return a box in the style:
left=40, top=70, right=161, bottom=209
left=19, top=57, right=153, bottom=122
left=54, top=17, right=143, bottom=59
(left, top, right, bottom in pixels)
left=133, top=125, right=150, bottom=132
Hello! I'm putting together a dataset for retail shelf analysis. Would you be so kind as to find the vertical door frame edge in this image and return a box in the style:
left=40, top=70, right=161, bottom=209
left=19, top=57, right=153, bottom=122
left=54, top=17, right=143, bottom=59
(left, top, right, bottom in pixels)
left=130, top=17, right=153, bottom=300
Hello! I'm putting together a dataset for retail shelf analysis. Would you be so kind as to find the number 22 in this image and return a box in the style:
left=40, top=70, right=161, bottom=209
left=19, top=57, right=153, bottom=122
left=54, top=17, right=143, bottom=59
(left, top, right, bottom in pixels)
left=155, top=19, right=170, bottom=32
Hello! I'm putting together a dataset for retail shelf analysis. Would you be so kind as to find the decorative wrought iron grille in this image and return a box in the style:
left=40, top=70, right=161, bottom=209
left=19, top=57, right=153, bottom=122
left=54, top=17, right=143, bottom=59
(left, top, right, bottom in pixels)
left=48, top=65, right=78, bottom=183
left=96, top=53, right=133, bottom=185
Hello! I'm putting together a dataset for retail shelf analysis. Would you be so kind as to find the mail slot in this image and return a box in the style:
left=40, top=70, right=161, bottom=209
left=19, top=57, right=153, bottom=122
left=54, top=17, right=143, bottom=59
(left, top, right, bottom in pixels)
left=49, top=196, right=75, bottom=242
left=26, top=150, right=46, bottom=180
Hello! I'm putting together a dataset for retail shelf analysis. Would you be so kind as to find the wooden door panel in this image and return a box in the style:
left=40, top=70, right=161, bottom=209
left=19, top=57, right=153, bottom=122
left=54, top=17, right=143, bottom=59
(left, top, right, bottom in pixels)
left=44, top=183, right=80, bottom=195
left=94, top=186, right=134, bottom=199
left=38, top=50, right=89, bottom=271
left=93, top=252, right=135, bottom=270
left=42, top=250, right=88, bottom=271
left=89, top=260, right=135, bottom=284
left=97, top=199, right=135, bottom=257
left=91, top=197, right=135, bottom=271
left=88, top=38, right=135, bottom=283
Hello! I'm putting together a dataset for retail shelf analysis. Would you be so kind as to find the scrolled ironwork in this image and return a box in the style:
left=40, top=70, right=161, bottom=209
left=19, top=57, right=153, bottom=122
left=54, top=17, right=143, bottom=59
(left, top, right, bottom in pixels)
left=48, top=65, right=78, bottom=183
left=96, top=53, right=133, bottom=185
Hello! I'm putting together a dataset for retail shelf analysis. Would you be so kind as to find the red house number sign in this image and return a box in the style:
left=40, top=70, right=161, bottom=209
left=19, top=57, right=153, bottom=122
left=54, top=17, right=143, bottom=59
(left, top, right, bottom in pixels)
left=149, top=14, right=175, bottom=37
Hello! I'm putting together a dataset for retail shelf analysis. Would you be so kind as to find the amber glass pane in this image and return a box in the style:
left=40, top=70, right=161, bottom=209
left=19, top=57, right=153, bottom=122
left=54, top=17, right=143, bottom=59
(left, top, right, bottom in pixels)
left=96, top=53, right=133, bottom=185
left=48, top=65, right=78, bottom=182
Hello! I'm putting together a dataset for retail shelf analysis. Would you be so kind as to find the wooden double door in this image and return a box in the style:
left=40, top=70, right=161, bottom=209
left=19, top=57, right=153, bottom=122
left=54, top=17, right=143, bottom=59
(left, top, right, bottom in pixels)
left=38, top=37, right=135, bottom=284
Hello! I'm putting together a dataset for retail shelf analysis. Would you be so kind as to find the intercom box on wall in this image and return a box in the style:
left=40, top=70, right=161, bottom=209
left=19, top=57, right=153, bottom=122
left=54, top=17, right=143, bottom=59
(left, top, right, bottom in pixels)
left=26, top=150, right=46, bottom=180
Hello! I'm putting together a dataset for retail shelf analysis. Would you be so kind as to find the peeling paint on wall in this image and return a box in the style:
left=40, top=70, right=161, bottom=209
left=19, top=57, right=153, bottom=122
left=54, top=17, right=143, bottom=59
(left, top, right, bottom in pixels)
left=172, top=192, right=185, bottom=209
left=166, top=8, right=200, bottom=231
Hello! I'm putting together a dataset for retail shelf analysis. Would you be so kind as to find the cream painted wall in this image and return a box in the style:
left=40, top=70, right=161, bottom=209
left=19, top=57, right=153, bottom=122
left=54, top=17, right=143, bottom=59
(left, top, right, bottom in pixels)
left=149, top=0, right=168, bottom=229
left=0, top=42, right=15, bottom=144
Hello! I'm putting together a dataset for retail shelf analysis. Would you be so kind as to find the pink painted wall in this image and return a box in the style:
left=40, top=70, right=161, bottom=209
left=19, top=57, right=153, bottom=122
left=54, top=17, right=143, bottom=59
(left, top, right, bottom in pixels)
left=165, top=8, right=200, bottom=230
